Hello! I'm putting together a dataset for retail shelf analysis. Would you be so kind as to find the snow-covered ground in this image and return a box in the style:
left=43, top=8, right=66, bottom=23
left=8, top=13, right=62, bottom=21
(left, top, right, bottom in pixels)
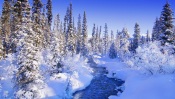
left=1, top=52, right=175, bottom=99
left=93, top=55, right=175, bottom=99
left=0, top=53, right=94, bottom=99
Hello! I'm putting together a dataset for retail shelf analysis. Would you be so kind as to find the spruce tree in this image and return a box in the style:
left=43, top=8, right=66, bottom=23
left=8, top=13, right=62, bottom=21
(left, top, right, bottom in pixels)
left=53, top=14, right=60, bottom=32
left=32, top=0, right=45, bottom=48
left=1, top=0, right=11, bottom=56
left=81, top=11, right=88, bottom=56
left=91, top=24, right=96, bottom=52
left=160, top=2, right=174, bottom=45
left=140, top=36, right=146, bottom=45
left=118, top=28, right=130, bottom=59
left=0, top=17, right=4, bottom=58
left=111, top=30, right=114, bottom=43
left=152, top=18, right=160, bottom=41
left=98, top=26, right=103, bottom=54
left=109, top=42, right=117, bottom=59
left=67, top=3, right=76, bottom=55
left=132, top=23, right=141, bottom=52
left=76, top=14, right=82, bottom=54
left=115, top=30, right=121, bottom=52
left=46, top=0, right=52, bottom=29
left=14, top=0, right=45, bottom=98
left=40, top=5, right=50, bottom=48
left=10, top=0, right=22, bottom=53
left=59, top=22, right=65, bottom=55
left=95, top=26, right=99, bottom=53
left=103, top=23, right=109, bottom=55
left=152, top=17, right=163, bottom=41
left=32, top=0, right=43, bottom=24
left=146, top=30, right=151, bottom=42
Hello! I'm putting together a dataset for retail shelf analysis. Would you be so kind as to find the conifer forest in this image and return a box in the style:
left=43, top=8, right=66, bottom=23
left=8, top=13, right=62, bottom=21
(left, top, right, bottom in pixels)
left=0, top=0, right=175, bottom=99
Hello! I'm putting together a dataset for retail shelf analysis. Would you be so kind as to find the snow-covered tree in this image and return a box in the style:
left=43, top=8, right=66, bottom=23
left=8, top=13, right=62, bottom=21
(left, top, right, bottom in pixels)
left=40, top=5, right=50, bottom=48
left=140, top=36, right=146, bottom=45
left=0, top=16, right=3, bottom=58
left=95, top=26, right=99, bottom=53
left=160, top=2, right=174, bottom=45
left=146, top=30, right=151, bottom=42
left=1, top=0, right=11, bottom=55
left=115, top=30, right=120, bottom=52
left=103, top=23, right=109, bottom=55
left=32, top=0, right=43, bottom=24
left=81, top=11, right=88, bottom=56
left=118, top=28, right=130, bottom=60
left=76, top=14, right=82, bottom=54
left=66, top=3, right=76, bottom=55
left=98, top=26, right=103, bottom=54
left=46, top=0, right=52, bottom=29
left=59, top=22, right=65, bottom=55
left=10, top=0, right=23, bottom=53
left=110, top=30, right=114, bottom=43
left=32, top=0, right=45, bottom=49
left=50, top=31, right=62, bottom=74
left=109, top=42, right=117, bottom=59
left=91, top=24, right=96, bottom=52
left=132, top=23, right=141, bottom=52
left=14, top=0, right=45, bottom=98
left=152, top=18, right=163, bottom=41
left=131, top=41, right=175, bottom=74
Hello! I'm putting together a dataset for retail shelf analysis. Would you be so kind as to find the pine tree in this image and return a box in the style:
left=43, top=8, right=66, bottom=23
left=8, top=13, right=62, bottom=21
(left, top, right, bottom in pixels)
left=46, top=0, right=52, bottom=29
left=81, top=11, right=88, bottom=56
left=152, top=17, right=163, bottom=41
left=76, top=14, right=82, bottom=54
left=111, top=30, right=114, bottom=43
left=53, top=14, right=60, bottom=32
left=152, top=18, right=160, bottom=41
left=1, top=0, right=11, bottom=56
left=32, top=0, right=45, bottom=48
left=10, top=0, right=22, bottom=53
left=50, top=30, right=61, bottom=74
left=103, top=23, right=109, bottom=55
left=91, top=24, right=96, bottom=52
left=32, top=0, right=43, bottom=24
left=67, top=3, right=76, bottom=55
left=160, top=2, right=174, bottom=45
left=132, top=23, right=141, bottom=52
left=40, top=5, right=50, bottom=48
left=0, top=17, right=4, bottom=59
left=98, top=26, right=103, bottom=54
left=95, top=26, right=99, bottom=53
left=146, top=30, right=151, bottom=42
left=118, top=28, right=130, bottom=59
left=59, top=22, right=65, bottom=55
left=0, top=39, right=3, bottom=59
left=140, top=36, right=146, bottom=45
left=109, top=42, right=117, bottom=59
left=115, top=30, right=121, bottom=52
left=14, top=0, right=45, bottom=98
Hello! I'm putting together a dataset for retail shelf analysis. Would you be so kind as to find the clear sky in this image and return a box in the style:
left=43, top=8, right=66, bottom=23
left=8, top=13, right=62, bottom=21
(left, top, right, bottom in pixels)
left=0, top=0, right=175, bottom=36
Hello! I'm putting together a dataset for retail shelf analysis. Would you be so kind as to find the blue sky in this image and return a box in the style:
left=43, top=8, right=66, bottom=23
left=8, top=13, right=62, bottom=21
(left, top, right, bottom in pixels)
left=0, top=0, right=175, bottom=36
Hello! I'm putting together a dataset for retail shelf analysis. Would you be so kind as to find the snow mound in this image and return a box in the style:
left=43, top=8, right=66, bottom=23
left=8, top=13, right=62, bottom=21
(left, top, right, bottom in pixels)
left=43, top=54, right=93, bottom=98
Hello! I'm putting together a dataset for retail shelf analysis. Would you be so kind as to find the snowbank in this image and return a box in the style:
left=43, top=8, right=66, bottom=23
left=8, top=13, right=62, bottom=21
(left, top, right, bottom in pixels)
left=94, top=56, right=175, bottom=99
left=0, top=51, right=93, bottom=99
left=42, top=54, right=93, bottom=98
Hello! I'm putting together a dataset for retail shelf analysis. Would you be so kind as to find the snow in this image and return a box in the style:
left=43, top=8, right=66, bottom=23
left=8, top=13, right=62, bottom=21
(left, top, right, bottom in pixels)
left=1, top=42, right=175, bottom=99
left=40, top=53, right=93, bottom=98
left=0, top=54, right=17, bottom=98
left=93, top=55, right=175, bottom=99
left=0, top=52, right=93, bottom=99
